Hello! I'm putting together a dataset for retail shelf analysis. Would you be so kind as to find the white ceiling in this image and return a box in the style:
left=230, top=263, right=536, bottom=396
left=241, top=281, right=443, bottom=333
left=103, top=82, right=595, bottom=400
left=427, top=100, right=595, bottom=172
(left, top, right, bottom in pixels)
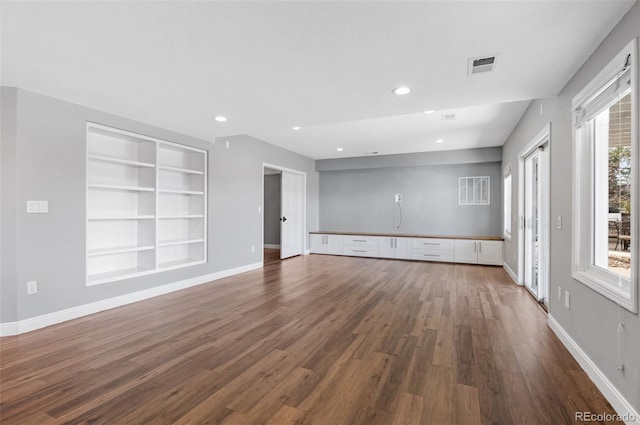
left=1, top=1, right=634, bottom=160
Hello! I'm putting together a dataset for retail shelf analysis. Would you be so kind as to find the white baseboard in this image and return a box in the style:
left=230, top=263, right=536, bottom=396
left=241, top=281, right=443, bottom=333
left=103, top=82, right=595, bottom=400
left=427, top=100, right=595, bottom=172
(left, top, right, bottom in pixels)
left=264, top=244, right=280, bottom=249
left=548, top=315, right=640, bottom=425
left=0, top=262, right=263, bottom=337
left=0, top=322, right=19, bottom=336
left=503, top=262, right=519, bottom=285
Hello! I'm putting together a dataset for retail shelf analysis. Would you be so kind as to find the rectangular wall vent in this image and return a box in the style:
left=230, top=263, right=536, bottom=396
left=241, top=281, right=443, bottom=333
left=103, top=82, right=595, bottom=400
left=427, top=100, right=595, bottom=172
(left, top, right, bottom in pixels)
left=459, top=176, right=490, bottom=205
left=468, top=55, right=498, bottom=75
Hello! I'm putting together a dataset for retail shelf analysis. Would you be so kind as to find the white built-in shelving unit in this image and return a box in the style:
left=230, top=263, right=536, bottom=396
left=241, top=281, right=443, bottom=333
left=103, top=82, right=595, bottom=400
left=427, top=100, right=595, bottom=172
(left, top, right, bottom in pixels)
left=86, top=123, right=207, bottom=285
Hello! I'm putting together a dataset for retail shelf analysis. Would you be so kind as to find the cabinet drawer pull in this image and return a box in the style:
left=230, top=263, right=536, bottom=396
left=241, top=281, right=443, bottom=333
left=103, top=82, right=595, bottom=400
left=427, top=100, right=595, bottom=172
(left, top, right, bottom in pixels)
left=423, top=254, right=440, bottom=257
left=423, top=242, right=440, bottom=246
left=353, top=249, right=367, bottom=253
left=353, top=239, right=367, bottom=242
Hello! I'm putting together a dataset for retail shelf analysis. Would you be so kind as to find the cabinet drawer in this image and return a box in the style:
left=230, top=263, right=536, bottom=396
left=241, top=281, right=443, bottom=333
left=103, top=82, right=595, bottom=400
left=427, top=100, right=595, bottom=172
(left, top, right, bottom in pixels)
left=343, top=246, right=379, bottom=257
left=411, top=249, right=454, bottom=262
left=342, top=235, right=378, bottom=247
left=411, top=238, right=454, bottom=250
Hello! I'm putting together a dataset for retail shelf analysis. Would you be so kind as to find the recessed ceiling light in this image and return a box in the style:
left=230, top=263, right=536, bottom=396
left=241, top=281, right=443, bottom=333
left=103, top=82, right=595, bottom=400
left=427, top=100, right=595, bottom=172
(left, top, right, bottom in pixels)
left=435, top=139, right=444, bottom=144
left=337, top=147, right=344, bottom=152
left=214, top=115, right=227, bottom=122
left=392, top=87, right=411, bottom=95
left=292, top=126, right=301, bottom=130
left=424, top=110, right=435, bottom=114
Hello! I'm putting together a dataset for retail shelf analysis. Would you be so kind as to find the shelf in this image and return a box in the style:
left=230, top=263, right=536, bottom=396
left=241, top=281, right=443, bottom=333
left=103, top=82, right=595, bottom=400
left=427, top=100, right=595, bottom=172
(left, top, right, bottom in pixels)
left=158, top=258, right=205, bottom=269
left=88, top=154, right=155, bottom=168
left=88, top=245, right=155, bottom=257
left=158, top=214, right=204, bottom=219
left=158, top=189, right=204, bottom=195
left=87, top=266, right=155, bottom=285
left=159, top=165, right=204, bottom=175
left=88, top=184, right=155, bottom=192
left=159, top=239, right=204, bottom=247
left=88, top=215, right=155, bottom=221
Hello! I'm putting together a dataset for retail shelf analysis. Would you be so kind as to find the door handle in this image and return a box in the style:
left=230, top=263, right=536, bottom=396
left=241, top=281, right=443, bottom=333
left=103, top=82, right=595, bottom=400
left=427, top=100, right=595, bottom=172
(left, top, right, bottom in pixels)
left=479, top=241, right=482, bottom=253
left=280, top=216, right=287, bottom=222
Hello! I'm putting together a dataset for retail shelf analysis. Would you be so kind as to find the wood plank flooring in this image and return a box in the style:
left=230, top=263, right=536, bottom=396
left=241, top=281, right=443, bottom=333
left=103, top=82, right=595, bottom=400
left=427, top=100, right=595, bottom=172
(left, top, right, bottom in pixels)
left=0, top=251, right=621, bottom=424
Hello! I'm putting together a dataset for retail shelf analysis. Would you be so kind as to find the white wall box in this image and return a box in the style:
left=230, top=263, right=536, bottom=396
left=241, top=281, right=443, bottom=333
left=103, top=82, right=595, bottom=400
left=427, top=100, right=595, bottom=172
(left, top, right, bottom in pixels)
left=309, top=234, right=342, bottom=255
left=86, top=123, right=207, bottom=285
left=454, top=239, right=503, bottom=265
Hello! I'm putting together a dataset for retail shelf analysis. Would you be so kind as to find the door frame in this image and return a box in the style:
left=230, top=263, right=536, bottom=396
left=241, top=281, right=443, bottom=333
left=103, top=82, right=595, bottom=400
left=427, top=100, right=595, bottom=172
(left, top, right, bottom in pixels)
left=518, top=123, right=551, bottom=304
left=261, top=162, right=307, bottom=263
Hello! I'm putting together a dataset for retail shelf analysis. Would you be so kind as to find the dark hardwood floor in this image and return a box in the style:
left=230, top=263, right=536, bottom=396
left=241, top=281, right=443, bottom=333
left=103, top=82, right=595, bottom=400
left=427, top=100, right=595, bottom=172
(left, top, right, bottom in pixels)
left=0, top=254, right=620, bottom=424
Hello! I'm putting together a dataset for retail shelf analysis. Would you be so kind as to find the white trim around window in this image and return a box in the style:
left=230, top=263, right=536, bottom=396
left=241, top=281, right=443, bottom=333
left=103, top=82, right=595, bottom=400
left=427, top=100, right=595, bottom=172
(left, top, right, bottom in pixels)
left=571, top=38, right=638, bottom=313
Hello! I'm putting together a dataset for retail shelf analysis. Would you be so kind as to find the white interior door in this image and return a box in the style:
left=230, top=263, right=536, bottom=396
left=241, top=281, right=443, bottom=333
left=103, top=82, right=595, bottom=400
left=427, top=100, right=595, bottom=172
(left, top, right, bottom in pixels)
left=280, top=171, right=304, bottom=259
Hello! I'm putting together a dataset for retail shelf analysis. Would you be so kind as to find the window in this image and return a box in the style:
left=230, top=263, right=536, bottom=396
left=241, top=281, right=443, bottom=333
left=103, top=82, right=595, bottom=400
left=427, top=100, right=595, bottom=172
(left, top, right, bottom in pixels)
left=503, top=165, right=512, bottom=239
left=572, top=39, right=637, bottom=312
left=459, top=176, right=490, bottom=205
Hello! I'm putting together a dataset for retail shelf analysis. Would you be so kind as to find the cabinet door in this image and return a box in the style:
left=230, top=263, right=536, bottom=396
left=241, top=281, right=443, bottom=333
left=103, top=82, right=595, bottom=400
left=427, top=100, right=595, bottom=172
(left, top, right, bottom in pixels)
left=395, top=237, right=412, bottom=259
left=309, top=234, right=326, bottom=254
left=379, top=237, right=395, bottom=258
left=454, top=240, right=478, bottom=264
left=477, top=240, right=503, bottom=265
left=326, top=235, right=343, bottom=255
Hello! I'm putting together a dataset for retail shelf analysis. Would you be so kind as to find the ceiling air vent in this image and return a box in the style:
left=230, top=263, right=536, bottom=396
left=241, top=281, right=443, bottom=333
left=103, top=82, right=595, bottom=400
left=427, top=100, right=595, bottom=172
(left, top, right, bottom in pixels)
left=442, top=113, right=456, bottom=121
left=468, top=55, right=498, bottom=75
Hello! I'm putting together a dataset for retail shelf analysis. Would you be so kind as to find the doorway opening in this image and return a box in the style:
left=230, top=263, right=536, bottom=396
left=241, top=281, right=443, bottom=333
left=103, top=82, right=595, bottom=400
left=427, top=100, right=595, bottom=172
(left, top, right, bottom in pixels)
left=262, top=163, right=306, bottom=265
left=518, top=124, right=550, bottom=307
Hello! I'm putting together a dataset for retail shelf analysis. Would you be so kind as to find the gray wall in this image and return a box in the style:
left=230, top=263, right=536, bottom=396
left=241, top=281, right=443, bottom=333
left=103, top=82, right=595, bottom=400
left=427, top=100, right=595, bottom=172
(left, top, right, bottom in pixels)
left=263, top=173, right=281, bottom=245
left=0, top=87, right=319, bottom=323
left=1, top=87, right=18, bottom=323
left=502, top=1, right=640, bottom=412
left=319, top=158, right=502, bottom=237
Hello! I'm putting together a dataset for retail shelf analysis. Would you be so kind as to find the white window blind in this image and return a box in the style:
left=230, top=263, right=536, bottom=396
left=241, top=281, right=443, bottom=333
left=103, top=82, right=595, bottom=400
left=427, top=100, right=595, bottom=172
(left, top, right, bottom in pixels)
left=459, top=176, right=490, bottom=205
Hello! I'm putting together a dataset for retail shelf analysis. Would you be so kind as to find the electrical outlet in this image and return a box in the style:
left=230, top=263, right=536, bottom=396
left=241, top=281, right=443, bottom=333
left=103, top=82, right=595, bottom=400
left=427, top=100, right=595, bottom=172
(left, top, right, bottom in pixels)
left=225, top=140, right=230, bottom=148
left=395, top=194, right=403, bottom=203
left=557, top=286, right=562, bottom=301
left=564, top=291, right=570, bottom=309
left=258, top=206, right=261, bottom=214
left=557, top=215, right=562, bottom=230
left=251, top=245, right=255, bottom=253
left=27, top=281, right=37, bottom=295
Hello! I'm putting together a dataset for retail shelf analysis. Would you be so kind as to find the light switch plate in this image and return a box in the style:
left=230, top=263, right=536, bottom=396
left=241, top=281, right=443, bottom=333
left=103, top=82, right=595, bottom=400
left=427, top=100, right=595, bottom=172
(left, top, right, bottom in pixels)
left=564, top=291, right=570, bottom=309
left=557, top=286, right=562, bottom=301
left=27, top=201, right=48, bottom=213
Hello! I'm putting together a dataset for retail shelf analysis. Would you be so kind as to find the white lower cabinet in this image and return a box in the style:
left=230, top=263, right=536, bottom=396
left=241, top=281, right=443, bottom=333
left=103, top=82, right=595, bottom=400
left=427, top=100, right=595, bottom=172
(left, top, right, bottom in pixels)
left=379, top=237, right=411, bottom=259
left=454, top=239, right=503, bottom=265
left=410, top=238, right=455, bottom=263
left=477, top=240, right=503, bottom=265
left=309, top=233, right=503, bottom=266
left=309, top=234, right=342, bottom=254
left=342, top=235, right=379, bottom=257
